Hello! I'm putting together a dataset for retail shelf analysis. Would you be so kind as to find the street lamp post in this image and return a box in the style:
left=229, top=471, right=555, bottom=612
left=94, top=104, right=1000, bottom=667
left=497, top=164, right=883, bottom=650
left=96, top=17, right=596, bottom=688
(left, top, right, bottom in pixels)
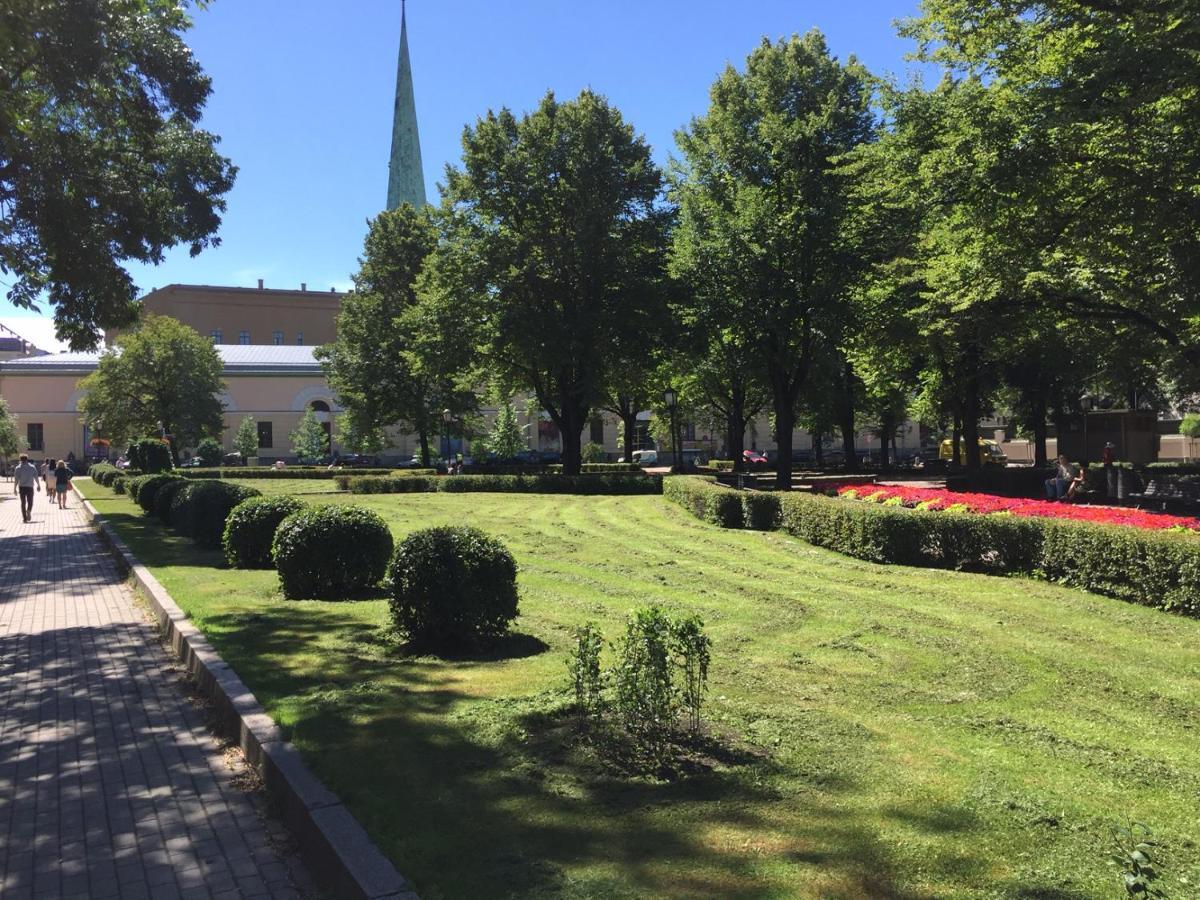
left=442, top=408, right=452, bottom=469
left=663, top=388, right=681, bottom=472
left=1080, top=393, right=1095, bottom=465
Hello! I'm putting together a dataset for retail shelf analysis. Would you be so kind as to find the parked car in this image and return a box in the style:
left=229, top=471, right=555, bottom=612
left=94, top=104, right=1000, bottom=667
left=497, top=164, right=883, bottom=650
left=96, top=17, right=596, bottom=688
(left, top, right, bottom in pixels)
left=939, top=438, right=1008, bottom=467
left=179, top=456, right=204, bottom=468
left=332, top=453, right=379, bottom=468
left=221, top=452, right=246, bottom=467
left=630, top=449, right=658, bottom=467
left=743, top=449, right=769, bottom=470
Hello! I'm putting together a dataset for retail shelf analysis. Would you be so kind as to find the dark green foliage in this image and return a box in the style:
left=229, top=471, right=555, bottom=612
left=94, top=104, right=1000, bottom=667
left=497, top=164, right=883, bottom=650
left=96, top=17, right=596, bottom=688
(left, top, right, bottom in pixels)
left=111, top=475, right=128, bottom=494
left=181, top=467, right=403, bottom=482
left=135, top=473, right=178, bottom=513
left=273, top=505, right=393, bottom=600
left=153, top=478, right=191, bottom=524
left=741, top=492, right=781, bottom=531
left=345, top=474, right=662, bottom=495
left=664, top=476, right=1200, bottom=618
left=567, top=622, right=605, bottom=716
left=222, top=495, right=306, bottom=569
left=347, top=475, right=436, bottom=494
left=88, top=462, right=118, bottom=485
left=333, top=471, right=435, bottom=490
left=128, top=473, right=172, bottom=507
left=467, top=463, right=643, bottom=475
left=661, top=476, right=742, bottom=527
left=386, top=526, right=519, bottom=649
left=128, top=438, right=173, bottom=473
left=195, top=437, right=223, bottom=467
left=170, top=481, right=261, bottom=548
left=1040, top=521, right=1200, bottom=618
left=1, top=0, right=236, bottom=347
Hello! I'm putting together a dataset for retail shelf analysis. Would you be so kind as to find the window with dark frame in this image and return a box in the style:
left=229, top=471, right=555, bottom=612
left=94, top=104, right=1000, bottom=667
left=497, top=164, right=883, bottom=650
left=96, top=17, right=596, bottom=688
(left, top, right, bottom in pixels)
left=257, top=421, right=273, bottom=449
left=589, top=415, right=605, bottom=444
left=238, top=330, right=251, bottom=345
left=272, top=330, right=283, bottom=345
left=27, top=423, right=44, bottom=451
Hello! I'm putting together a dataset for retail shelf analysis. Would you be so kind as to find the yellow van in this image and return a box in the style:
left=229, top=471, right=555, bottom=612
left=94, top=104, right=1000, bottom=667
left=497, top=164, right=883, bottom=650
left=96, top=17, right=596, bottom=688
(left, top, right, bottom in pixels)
left=939, top=438, right=1008, bottom=467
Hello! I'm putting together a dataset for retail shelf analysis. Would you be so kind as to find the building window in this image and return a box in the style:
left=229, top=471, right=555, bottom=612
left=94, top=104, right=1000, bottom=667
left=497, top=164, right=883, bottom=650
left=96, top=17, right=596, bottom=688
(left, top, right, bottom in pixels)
left=296, top=331, right=304, bottom=345
left=26, top=423, right=44, bottom=451
left=210, top=329, right=222, bottom=344
left=683, top=422, right=696, bottom=441
left=238, top=330, right=251, bottom=345
left=273, top=330, right=283, bottom=346
left=257, top=422, right=273, bottom=449
left=589, top=415, right=605, bottom=444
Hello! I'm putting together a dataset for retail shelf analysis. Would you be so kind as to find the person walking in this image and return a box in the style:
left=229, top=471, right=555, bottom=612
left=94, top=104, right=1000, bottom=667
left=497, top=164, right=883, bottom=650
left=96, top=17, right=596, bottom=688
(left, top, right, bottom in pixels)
left=54, top=459, right=73, bottom=509
left=12, top=453, right=41, bottom=522
left=42, top=458, right=55, bottom=502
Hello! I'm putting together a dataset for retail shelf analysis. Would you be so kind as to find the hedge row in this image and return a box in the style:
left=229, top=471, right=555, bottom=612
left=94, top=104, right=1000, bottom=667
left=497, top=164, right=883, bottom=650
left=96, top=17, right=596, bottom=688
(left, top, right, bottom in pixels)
left=347, top=473, right=663, bottom=495
left=662, top=477, right=1200, bottom=617
left=332, top=470, right=435, bottom=490
left=124, top=473, right=263, bottom=548
left=90, top=465, right=143, bottom=487
left=177, top=466, right=405, bottom=480
left=463, top=463, right=643, bottom=475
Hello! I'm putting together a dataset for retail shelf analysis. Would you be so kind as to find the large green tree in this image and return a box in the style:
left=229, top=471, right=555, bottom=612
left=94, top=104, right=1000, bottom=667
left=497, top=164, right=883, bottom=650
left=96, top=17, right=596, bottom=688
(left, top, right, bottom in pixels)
left=0, top=396, right=21, bottom=459
left=316, top=204, right=475, bottom=468
left=78, top=315, right=224, bottom=457
left=671, top=32, right=875, bottom=488
left=428, top=89, right=669, bottom=475
left=0, top=0, right=236, bottom=348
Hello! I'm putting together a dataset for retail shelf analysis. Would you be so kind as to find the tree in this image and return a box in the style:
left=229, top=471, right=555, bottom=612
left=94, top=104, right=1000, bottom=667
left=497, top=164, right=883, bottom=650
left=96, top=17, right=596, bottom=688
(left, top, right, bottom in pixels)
left=233, top=416, right=259, bottom=460
left=429, top=89, right=670, bottom=475
left=78, top=315, right=224, bottom=459
left=316, top=204, right=475, bottom=468
left=0, top=0, right=237, bottom=349
left=0, top=397, right=22, bottom=459
left=334, top=412, right=386, bottom=456
left=195, top=437, right=222, bottom=467
left=290, top=409, right=328, bottom=464
left=671, top=32, right=875, bottom=488
left=481, top=400, right=526, bottom=460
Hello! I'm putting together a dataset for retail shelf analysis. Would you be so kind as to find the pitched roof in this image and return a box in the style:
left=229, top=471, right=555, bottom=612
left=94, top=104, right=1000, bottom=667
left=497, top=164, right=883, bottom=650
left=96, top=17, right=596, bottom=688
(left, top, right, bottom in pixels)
left=0, top=345, right=324, bottom=376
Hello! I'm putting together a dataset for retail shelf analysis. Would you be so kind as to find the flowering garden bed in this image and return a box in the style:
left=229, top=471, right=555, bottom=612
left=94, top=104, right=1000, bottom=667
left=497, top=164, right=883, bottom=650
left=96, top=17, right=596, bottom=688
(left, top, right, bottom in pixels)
left=832, top=484, right=1200, bottom=533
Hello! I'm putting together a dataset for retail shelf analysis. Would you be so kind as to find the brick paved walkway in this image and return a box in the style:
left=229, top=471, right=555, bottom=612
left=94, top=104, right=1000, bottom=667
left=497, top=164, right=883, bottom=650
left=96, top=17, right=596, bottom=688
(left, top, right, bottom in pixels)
left=0, top=484, right=309, bottom=899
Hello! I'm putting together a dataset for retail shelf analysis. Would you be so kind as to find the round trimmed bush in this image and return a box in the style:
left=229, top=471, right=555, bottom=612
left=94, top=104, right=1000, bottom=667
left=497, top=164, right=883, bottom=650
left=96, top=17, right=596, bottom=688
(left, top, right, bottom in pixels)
left=386, top=525, right=519, bottom=649
left=272, top=505, right=393, bottom=599
left=134, top=474, right=180, bottom=513
left=171, top=481, right=261, bottom=548
left=112, top=476, right=129, bottom=495
left=128, top=437, right=173, bottom=473
left=154, top=478, right=192, bottom=524
left=223, top=496, right=306, bottom=569
left=89, top=463, right=118, bottom=486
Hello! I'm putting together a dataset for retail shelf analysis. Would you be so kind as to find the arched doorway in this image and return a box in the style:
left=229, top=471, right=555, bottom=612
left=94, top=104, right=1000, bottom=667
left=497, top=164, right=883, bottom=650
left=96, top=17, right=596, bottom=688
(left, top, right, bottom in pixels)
left=310, top=400, right=332, bottom=453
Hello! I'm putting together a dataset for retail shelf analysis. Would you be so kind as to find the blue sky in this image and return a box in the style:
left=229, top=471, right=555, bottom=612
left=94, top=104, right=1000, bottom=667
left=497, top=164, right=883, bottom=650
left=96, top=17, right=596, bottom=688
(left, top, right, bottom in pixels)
left=2, top=0, right=925, bottom=350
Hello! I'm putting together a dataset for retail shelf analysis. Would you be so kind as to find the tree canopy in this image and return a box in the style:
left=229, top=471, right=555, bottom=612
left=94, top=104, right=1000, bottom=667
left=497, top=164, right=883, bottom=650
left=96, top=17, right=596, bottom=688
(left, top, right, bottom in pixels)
left=77, top=315, right=224, bottom=457
left=0, top=0, right=236, bottom=349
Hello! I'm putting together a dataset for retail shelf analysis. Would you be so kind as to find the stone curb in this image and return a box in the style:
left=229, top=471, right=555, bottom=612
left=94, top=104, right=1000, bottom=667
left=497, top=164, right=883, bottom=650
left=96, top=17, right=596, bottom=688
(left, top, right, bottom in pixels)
left=75, top=484, right=419, bottom=900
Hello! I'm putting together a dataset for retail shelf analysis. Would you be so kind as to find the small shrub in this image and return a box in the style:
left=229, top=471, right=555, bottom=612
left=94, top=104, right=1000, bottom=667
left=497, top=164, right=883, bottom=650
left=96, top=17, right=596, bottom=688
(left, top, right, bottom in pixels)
left=195, top=437, right=223, bottom=467
left=172, top=481, right=262, bottom=548
left=673, top=614, right=711, bottom=733
left=112, top=476, right=128, bottom=494
left=154, top=478, right=192, bottom=524
left=581, top=442, right=607, bottom=463
left=386, top=526, right=519, bottom=649
left=134, top=473, right=181, bottom=513
left=89, top=463, right=118, bottom=486
left=222, top=495, right=306, bottom=568
left=567, top=622, right=605, bottom=716
left=273, top=505, right=393, bottom=599
left=128, top=437, right=173, bottom=473
left=1111, top=822, right=1166, bottom=898
left=613, top=607, right=679, bottom=762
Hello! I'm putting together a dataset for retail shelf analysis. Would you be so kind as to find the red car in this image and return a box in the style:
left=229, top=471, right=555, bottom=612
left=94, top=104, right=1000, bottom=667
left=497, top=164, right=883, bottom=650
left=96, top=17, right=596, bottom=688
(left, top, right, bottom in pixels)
left=743, top=449, right=769, bottom=469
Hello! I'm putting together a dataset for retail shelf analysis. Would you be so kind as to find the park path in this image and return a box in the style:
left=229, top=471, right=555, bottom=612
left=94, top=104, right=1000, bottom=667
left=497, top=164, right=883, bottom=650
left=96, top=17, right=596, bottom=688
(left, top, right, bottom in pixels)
left=0, top=484, right=310, bottom=899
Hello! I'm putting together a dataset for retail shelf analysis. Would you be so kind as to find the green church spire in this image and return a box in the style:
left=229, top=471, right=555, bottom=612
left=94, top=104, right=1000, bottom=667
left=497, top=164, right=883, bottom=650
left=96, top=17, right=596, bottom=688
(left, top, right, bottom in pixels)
left=386, top=1, right=427, bottom=210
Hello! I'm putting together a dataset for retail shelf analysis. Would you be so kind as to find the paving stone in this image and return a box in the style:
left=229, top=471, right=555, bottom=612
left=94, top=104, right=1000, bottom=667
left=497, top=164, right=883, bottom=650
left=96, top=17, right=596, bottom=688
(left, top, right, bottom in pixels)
left=0, top=488, right=312, bottom=897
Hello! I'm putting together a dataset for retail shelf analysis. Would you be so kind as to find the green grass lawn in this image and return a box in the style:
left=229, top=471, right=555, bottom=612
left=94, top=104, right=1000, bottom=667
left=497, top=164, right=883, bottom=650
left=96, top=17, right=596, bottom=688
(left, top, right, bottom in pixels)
left=77, top=478, right=1200, bottom=899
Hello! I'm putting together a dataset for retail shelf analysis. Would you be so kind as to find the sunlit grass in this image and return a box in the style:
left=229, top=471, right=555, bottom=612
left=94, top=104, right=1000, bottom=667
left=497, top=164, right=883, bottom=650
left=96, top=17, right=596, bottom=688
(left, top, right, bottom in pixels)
left=77, top=478, right=1200, bottom=899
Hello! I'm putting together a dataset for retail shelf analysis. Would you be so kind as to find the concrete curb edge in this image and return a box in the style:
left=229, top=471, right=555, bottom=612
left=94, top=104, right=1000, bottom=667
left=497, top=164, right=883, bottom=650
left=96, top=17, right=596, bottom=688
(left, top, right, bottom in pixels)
left=75, top=485, right=419, bottom=900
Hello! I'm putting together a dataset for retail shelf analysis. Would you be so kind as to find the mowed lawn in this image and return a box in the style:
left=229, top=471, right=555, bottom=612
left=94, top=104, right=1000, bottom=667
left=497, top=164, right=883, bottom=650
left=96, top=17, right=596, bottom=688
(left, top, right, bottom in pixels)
left=77, top=479, right=1200, bottom=899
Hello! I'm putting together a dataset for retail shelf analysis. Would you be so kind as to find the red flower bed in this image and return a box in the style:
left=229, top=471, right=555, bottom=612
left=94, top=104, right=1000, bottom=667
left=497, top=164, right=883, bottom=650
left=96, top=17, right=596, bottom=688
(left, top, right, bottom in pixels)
left=831, top=484, right=1200, bottom=533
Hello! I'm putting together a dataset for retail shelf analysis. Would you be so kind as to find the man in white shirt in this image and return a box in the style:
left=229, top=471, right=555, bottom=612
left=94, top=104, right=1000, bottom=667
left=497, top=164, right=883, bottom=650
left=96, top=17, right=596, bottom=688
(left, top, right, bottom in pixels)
left=12, top=453, right=41, bottom=523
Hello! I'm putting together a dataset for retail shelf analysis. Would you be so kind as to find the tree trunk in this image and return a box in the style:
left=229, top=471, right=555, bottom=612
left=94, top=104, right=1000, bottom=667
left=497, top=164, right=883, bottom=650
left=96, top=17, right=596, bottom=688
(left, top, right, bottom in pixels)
left=813, top=433, right=824, bottom=467
left=418, top=431, right=431, bottom=468
left=880, top=415, right=894, bottom=472
left=952, top=409, right=962, bottom=467
left=840, top=362, right=858, bottom=473
left=963, top=356, right=982, bottom=472
left=1031, top=398, right=1048, bottom=468
left=773, top=393, right=795, bottom=490
left=560, top=408, right=585, bottom=475
left=621, top=411, right=637, bottom=463
left=726, top=414, right=745, bottom=472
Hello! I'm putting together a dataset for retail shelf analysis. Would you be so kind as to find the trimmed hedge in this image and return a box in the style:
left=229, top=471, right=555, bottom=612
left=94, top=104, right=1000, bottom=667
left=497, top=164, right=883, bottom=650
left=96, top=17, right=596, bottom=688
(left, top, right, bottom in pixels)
left=386, top=525, right=520, bottom=649
left=742, top=491, right=782, bottom=531
left=112, top=476, right=129, bottom=494
left=345, top=474, right=663, bottom=495
left=128, top=438, right=173, bottom=473
left=272, top=505, right=394, bottom=600
left=463, top=463, right=642, bottom=475
left=663, top=477, right=1200, bottom=617
left=222, top=495, right=306, bottom=568
left=89, top=463, right=118, bottom=485
left=333, top=470, right=436, bottom=490
left=171, top=481, right=262, bottom=548
left=135, top=475, right=183, bottom=518
left=154, top=478, right=192, bottom=524
left=662, top=476, right=742, bottom=527
left=177, top=466, right=402, bottom=480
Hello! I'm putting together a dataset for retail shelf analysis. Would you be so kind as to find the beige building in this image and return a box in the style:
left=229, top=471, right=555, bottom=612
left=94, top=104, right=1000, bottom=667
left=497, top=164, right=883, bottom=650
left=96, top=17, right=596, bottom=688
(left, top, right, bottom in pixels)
left=106, top=282, right=343, bottom=349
